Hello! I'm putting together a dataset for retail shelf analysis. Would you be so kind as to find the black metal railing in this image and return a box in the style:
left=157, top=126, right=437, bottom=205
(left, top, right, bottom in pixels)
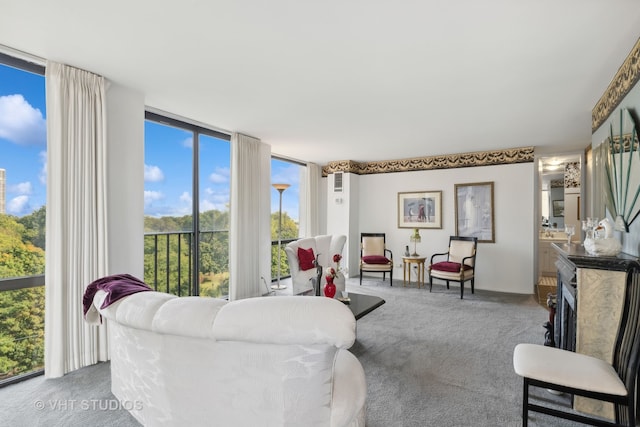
left=0, top=275, right=45, bottom=387
left=144, top=231, right=298, bottom=295
left=271, top=238, right=297, bottom=282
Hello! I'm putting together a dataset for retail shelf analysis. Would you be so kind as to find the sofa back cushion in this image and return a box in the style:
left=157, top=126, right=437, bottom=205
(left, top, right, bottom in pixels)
left=213, top=296, right=356, bottom=349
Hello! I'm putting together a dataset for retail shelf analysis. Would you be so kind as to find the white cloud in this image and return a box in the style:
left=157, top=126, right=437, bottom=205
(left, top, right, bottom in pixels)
left=179, top=191, right=192, bottom=204
left=7, top=195, right=29, bottom=214
left=144, top=164, right=164, bottom=182
left=181, top=137, right=193, bottom=148
left=200, top=200, right=216, bottom=212
left=9, top=181, right=32, bottom=195
left=39, top=151, right=47, bottom=185
left=144, top=190, right=164, bottom=206
left=0, top=94, right=46, bottom=145
left=209, top=167, right=230, bottom=184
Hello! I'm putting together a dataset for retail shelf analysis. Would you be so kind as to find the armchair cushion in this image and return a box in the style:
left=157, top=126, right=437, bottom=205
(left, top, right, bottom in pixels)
left=431, top=261, right=472, bottom=273
left=362, top=255, right=391, bottom=265
left=298, top=247, right=316, bottom=271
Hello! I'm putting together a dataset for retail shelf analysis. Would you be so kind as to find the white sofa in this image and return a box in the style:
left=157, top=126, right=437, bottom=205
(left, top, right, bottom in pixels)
left=285, top=235, right=347, bottom=295
left=90, top=290, right=366, bottom=427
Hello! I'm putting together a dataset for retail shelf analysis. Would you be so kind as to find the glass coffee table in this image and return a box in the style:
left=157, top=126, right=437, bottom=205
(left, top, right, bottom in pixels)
left=340, top=292, right=385, bottom=320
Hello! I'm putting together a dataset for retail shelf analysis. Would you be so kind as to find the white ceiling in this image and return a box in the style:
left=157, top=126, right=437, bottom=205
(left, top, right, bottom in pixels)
left=2, top=0, right=640, bottom=165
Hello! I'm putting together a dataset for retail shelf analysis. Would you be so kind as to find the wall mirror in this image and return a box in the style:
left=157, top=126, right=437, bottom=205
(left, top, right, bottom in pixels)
left=539, top=154, right=582, bottom=231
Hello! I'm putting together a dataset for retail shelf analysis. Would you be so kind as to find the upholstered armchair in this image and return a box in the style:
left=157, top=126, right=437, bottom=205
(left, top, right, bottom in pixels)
left=428, top=236, right=477, bottom=298
left=285, top=235, right=347, bottom=295
left=359, top=233, right=393, bottom=286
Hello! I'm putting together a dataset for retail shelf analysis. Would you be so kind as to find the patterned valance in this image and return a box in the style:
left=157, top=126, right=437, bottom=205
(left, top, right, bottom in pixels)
left=322, top=146, right=534, bottom=177
left=592, top=37, right=640, bottom=133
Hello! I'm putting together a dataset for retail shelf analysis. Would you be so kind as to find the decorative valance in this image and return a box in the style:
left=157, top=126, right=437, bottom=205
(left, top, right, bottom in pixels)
left=322, top=146, right=534, bottom=177
left=592, top=37, right=640, bottom=133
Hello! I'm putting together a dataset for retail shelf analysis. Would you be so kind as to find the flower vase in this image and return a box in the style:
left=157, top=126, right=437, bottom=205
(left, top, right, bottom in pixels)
left=324, top=277, right=336, bottom=298
left=333, top=271, right=345, bottom=298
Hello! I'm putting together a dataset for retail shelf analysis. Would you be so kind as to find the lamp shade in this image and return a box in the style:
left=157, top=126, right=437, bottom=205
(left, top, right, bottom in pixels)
left=272, top=183, right=290, bottom=192
left=410, top=228, right=421, bottom=242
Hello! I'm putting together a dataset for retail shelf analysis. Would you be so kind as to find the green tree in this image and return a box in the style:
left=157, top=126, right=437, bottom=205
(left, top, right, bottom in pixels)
left=0, top=213, right=46, bottom=379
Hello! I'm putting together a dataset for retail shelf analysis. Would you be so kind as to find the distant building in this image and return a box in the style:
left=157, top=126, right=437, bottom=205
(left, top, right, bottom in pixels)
left=0, top=168, right=5, bottom=214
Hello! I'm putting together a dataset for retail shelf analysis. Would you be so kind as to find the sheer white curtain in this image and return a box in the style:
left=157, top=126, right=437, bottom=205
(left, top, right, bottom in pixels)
left=44, top=62, right=109, bottom=378
left=299, top=162, right=322, bottom=237
left=229, top=133, right=271, bottom=300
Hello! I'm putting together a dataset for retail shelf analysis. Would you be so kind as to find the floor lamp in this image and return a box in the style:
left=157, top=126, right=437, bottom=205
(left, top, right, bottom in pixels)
left=272, top=183, right=290, bottom=290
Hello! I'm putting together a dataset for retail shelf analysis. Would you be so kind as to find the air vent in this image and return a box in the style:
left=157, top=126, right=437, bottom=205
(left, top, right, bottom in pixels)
left=334, top=172, right=343, bottom=192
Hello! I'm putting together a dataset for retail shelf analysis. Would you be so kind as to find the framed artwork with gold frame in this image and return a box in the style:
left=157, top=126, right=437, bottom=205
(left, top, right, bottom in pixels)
left=397, top=191, right=442, bottom=229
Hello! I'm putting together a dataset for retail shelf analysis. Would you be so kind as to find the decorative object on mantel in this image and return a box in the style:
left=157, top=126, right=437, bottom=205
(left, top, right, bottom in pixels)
left=583, top=218, right=622, bottom=256
left=603, top=108, right=640, bottom=232
left=410, top=228, right=421, bottom=256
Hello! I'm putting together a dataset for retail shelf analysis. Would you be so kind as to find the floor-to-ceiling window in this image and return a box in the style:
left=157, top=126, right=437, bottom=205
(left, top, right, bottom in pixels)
left=0, top=54, right=47, bottom=385
left=270, top=157, right=303, bottom=283
left=144, top=112, right=230, bottom=297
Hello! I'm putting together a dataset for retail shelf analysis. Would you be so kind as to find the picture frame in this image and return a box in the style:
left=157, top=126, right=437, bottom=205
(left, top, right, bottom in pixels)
left=398, top=191, right=442, bottom=229
left=454, top=182, right=495, bottom=243
left=552, top=200, right=564, bottom=217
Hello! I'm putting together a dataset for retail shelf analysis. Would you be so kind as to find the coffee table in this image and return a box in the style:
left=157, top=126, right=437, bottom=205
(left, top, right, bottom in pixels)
left=341, top=292, right=385, bottom=320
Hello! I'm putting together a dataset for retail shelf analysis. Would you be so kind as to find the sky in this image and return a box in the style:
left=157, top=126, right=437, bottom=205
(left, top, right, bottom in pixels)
left=143, top=120, right=302, bottom=221
left=0, top=63, right=47, bottom=216
left=0, top=62, right=301, bottom=221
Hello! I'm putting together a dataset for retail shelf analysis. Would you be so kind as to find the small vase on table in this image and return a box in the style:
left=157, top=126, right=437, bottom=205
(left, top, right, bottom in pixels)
left=324, top=276, right=336, bottom=298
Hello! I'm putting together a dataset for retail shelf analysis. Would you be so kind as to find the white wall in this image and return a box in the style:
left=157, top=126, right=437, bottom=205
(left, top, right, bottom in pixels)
left=328, top=162, right=536, bottom=294
left=106, top=82, right=145, bottom=277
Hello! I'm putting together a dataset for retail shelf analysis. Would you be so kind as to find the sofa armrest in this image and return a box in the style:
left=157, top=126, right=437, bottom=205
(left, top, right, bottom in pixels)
left=213, top=296, right=356, bottom=348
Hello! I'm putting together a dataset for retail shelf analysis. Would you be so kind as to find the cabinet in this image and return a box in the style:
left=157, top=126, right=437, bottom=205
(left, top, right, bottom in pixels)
left=552, top=243, right=638, bottom=420
left=539, top=240, right=559, bottom=276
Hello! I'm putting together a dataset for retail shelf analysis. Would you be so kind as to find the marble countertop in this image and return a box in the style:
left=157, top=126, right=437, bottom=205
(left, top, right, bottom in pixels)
left=552, top=242, right=638, bottom=271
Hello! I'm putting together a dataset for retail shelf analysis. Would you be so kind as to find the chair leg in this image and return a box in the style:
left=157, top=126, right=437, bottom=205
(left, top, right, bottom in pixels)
left=429, top=274, right=433, bottom=292
left=390, top=268, right=393, bottom=286
left=360, top=269, right=363, bottom=286
left=471, top=278, right=475, bottom=294
left=522, top=378, right=529, bottom=427
left=446, top=280, right=450, bottom=289
left=460, top=282, right=464, bottom=299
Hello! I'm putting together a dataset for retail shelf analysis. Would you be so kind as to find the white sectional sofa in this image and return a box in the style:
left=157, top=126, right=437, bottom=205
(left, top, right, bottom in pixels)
left=90, top=290, right=366, bottom=426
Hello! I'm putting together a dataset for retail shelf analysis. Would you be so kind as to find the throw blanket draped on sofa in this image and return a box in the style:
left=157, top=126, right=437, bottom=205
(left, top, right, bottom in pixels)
left=82, top=274, right=151, bottom=324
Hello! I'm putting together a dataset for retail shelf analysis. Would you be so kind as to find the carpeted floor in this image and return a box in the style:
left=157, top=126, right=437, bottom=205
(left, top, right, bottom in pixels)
left=0, top=277, right=590, bottom=426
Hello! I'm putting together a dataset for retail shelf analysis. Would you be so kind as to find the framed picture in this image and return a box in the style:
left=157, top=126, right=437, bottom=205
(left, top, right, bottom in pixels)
left=398, top=191, right=442, bottom=229
left=552, top=200, right=564, bottom=217
left=454, top=182, right=495, bottom=243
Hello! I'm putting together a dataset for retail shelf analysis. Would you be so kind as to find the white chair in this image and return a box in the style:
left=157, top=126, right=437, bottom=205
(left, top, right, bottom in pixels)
left=285, top=235, right=346, bottom=295
left=513, top=261, right=640, bottom=427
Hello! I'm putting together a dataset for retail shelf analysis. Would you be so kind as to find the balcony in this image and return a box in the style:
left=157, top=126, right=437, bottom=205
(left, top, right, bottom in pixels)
left=0, top=233, right=296, bottom=387
left=0, top=275, right=45, bottom=386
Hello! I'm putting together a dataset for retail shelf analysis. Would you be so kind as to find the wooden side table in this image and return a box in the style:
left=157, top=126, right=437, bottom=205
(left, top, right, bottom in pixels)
left=402, top=256, right=426, bottom=288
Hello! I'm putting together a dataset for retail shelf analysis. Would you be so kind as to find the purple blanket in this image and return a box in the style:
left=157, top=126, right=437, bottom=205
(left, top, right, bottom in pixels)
left=83, top=273, right=152, bottom=320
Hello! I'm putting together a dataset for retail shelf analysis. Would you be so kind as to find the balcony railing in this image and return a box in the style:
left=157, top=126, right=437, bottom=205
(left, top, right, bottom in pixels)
left=0, top=234, right=298, bottom=387
left=0, top=275, right=45, bottom=387
left=144, top=231, right=298, bottom=297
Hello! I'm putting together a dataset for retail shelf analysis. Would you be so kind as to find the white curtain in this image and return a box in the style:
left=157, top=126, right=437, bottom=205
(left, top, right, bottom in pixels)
left=44, top=62, right=109, bottom=378
left=299, top=162, right=322, bottom=237
left=229, top=133, right=271, bottom=300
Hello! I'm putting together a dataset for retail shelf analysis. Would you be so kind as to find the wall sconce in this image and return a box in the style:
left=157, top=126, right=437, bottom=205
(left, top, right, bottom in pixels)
left=409, top=228, right=421, bottom=256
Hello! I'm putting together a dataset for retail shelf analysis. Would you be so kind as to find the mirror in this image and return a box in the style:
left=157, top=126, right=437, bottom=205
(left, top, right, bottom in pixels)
left=539, top=154, right=581, bottom=231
